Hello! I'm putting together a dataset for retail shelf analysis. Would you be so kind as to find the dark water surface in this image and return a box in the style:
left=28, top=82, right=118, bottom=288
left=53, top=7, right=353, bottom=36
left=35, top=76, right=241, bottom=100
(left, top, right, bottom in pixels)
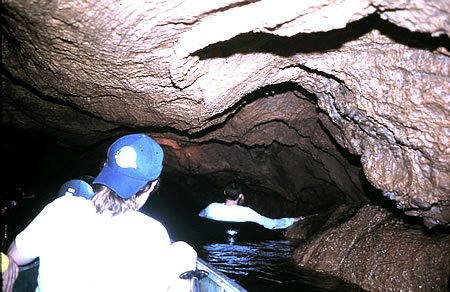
left=1, top=129, right=366, bottom=292
left=198, top=240, right=365, bottom=292
left=143, top=182, right=367, bottom=292
left=4, top=175, right=367, bottom=292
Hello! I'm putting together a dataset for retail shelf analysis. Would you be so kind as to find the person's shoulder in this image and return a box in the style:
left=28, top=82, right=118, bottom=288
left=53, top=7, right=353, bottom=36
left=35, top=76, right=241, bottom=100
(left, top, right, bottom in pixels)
left=206, top=202, right=223, bottom=209
left=235, top=205, right=261, bottom=215
left=44, top=195, right=93, bottom=214
left=51, top=194, right=90, bottom=205
left=203, top=202, right=225, bottom=213
left=128, top=212, right=171, bottom=244
left=128, top=212, right=167, bottom=232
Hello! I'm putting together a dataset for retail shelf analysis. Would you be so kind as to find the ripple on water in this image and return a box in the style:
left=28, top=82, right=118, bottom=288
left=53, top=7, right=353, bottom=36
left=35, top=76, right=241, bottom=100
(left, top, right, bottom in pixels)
left=199, top=240, right=367, bottom=292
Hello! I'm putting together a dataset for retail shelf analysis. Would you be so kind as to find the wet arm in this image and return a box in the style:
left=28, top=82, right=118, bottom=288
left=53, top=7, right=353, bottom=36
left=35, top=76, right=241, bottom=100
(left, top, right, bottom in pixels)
left=258, top=215, right=295, bottom=230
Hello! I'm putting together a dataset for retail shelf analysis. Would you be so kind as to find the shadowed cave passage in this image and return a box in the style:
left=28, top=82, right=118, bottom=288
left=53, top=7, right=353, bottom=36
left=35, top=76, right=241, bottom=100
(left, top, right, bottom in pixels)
left=2, top=93, right=447, bottom=291
left=2, top=82, right=370, bottom=239
left=1, top=123, right=374, bottom=292
left=1, top=81, right=373, bottom=237
left=1, top=86, right=371, bottom=280
left=154, top=81, right=370, bottom=224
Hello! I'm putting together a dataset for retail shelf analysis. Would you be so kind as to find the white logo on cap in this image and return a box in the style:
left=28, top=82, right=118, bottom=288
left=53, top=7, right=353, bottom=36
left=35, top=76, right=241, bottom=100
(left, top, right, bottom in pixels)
left=115, top=146, right=137, bottom=169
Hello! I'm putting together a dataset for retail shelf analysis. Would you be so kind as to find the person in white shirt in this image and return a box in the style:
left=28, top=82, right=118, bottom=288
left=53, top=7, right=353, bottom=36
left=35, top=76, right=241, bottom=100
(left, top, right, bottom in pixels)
left=199, top=182, right=303, bottom=230
left=5, top=134, right=197, bottom=292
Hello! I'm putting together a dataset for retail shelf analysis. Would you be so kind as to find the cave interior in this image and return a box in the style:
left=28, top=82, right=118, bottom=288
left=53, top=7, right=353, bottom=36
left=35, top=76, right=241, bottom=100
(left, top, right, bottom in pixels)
left=1, top=1, right=449, bottom=290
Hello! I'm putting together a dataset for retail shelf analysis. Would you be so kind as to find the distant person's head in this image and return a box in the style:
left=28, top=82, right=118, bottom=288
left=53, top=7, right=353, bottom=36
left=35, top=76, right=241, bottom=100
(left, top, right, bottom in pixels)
left=92, top=134, right=164, bottom=216
left=57, top=177, right=94, bottom=199
left=224, top=182, right=244, bottom=204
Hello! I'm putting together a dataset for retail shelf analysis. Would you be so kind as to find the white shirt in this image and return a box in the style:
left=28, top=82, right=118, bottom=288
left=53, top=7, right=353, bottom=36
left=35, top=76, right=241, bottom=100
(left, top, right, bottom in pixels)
left=199, top=202, right=294, bottom=230
left=15, top=195, right=172, bottom=292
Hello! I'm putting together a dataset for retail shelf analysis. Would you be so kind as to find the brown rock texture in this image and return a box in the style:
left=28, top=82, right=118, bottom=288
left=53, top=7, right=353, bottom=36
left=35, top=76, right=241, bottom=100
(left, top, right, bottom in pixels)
left=160, top=90, right=365, bottom=212
left=292, top=204, right=450, bottom=291
left=3, top=0, right=448, bottom=227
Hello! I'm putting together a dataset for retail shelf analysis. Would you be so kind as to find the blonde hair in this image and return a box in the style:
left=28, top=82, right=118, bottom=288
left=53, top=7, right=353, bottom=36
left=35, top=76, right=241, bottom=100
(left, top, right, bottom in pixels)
left=91, top=182, right=152, bottom=216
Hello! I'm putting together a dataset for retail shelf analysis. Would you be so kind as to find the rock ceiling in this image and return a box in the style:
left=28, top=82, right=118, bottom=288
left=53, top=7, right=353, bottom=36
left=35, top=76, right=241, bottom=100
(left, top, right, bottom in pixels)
left=2, top=0, right=449, bottom=227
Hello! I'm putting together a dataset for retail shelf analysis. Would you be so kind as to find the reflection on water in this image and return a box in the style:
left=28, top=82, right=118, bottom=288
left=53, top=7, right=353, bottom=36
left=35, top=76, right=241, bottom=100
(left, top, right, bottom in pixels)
left=142, top=182, right=366, bottom=291
left=199, top=240, right=366, bottom=292
left=203, top=240, right=294, bottom=276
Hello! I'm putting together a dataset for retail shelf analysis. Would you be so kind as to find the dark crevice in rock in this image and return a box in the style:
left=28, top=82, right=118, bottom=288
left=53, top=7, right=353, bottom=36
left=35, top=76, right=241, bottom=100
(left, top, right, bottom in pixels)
left=194, top=13, right=448, bottom=60
left=194, top=17, right=371, bottom=58
left=373, top=13, right=450, bottom=51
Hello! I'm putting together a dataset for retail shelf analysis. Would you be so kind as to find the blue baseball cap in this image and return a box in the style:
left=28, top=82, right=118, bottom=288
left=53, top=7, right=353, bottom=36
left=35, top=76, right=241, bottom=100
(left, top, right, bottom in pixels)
left=57, top=179, right=94, bottom=199
left=93, top=134, right=164, bottom=199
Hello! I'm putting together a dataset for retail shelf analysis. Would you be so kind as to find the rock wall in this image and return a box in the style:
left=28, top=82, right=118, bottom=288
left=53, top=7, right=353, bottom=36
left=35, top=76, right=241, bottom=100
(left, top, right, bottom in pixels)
left=290, top=204, right=449, bottom=291
left=159, top=89, right=366, bottom=213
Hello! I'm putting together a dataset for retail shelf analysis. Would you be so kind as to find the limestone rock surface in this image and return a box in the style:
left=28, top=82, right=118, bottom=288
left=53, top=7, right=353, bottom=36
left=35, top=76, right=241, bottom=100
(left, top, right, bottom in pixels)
left=2, top=1, right=449, bottom=226
left=291, top=204, right=450, bottom=291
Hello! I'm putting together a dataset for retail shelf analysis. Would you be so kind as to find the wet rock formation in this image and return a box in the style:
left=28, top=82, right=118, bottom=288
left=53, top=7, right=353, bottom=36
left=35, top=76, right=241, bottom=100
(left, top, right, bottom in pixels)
left=290, top=204, right=449, bottom=291
left=2, top=0, right=449, bottom=290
